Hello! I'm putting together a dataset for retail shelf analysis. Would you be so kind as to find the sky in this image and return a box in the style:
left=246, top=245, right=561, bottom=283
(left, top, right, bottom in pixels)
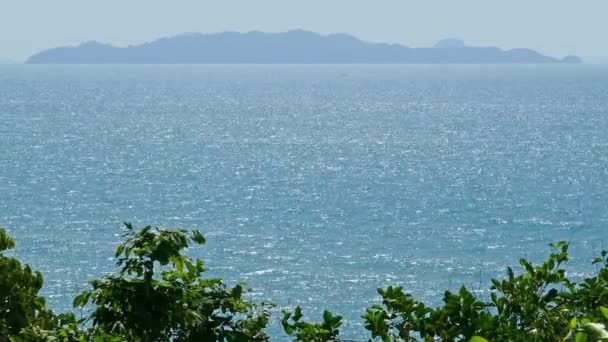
left=1, top=0, right=607, bottom=63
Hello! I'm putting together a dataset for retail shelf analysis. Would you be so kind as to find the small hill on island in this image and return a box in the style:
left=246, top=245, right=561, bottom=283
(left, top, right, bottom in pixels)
left=434, top=38, right=467, bottom=49
left=25, top=30, right=582, bottom=64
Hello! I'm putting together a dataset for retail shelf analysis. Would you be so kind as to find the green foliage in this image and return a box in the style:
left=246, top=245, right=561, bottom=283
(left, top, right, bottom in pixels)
left=357, top=241, right=608, bottom=341
left=286, top=241, right=608, bottom=341
left=74, top=223, right=271, bottom=341
left=281, top=306, right=342, bottom=342
left=0, top=228, right=65, bottom=341
left=10, top=316, right=86, bottom=342
left=4, top=225, right=608, bottom=341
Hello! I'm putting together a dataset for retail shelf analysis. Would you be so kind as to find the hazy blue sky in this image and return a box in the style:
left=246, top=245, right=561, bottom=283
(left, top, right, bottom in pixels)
left=1, top=0, right=607, bottom=62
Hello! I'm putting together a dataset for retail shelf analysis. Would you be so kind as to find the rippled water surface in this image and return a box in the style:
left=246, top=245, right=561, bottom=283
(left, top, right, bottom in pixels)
left=1, top=65, right=608, bottom=338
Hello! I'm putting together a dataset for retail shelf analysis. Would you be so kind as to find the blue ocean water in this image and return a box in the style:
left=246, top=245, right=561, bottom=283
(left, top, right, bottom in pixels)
left=1, top=65, right=607, bottom=338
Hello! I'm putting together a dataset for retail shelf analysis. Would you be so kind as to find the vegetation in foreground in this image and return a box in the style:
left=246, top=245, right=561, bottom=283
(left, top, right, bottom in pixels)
left=2, top=224, right=608, bottom=341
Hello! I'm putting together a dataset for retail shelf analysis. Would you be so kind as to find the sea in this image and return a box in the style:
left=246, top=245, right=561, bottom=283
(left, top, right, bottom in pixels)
left=1, top=65, right=607, bottom=338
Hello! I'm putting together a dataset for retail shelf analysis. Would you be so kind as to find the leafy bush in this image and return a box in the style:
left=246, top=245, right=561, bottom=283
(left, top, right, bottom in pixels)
left=73, top=223, right=271, bottom=341
left=282, top=306, right=342, bottom=342
left=293, top=241, right=608, bottom=342
left=0, top=228, right=76, bottom=342
left=2, top=224, right=270, bottom=341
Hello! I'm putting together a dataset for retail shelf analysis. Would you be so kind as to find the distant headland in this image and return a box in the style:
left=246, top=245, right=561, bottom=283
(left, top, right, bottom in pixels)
left=25, top=30, right=582, bottom=64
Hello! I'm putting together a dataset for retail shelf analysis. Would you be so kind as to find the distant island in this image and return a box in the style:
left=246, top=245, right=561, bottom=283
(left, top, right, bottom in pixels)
left=25, top=30, right=582, bottom=64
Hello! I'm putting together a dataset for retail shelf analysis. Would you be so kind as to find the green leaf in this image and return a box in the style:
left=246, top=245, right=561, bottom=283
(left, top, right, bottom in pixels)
left=191, top=230, right=206, bottom=245
left=570, top=317, right=578, bottom=330
left=470, top=336, right=489, bottom=342
left=294, top=306, right=303, bottom=321
left=601, top=306, right=608, bottom=319
left=0, top=228, right=16, bottom=251
left=575, top=332, right=589, bottom=342
left=583, top=322, right=608, bottom=339
left=115, top=244, right=125, bottom=258
left=231, top=284, right=243, bottom=299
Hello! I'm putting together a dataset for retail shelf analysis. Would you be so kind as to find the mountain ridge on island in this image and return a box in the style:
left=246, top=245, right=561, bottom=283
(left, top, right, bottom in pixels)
left=25, top=30, right=582, bottom=64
